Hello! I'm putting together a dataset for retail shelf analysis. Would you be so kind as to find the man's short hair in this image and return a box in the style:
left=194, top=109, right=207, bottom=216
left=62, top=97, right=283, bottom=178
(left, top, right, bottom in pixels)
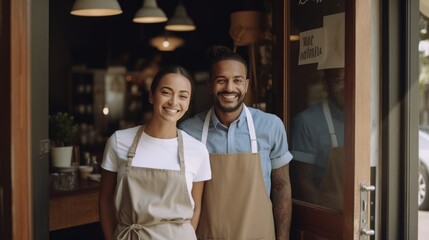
left=206, top=45, right=249, bottom=79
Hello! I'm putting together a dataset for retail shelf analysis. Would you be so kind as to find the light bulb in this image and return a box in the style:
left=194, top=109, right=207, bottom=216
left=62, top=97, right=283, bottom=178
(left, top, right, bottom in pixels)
left=162, top=40, right=170, bottom=48
left=103, top=106, right=109, bottom=115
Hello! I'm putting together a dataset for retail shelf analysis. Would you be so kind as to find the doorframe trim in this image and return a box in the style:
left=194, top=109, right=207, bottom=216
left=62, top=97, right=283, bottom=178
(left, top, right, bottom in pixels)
left=11, top=0, right=32, bottom=238
left=403, top=1, right=419, bottom=239
left=348, top=0, right=374, bottom=238
left=380, top=0, right=419, bottom=239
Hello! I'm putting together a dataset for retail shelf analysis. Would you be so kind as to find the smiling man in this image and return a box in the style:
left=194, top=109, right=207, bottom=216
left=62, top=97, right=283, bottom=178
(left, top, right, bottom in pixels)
left=180, top=45, right=293, bottom=240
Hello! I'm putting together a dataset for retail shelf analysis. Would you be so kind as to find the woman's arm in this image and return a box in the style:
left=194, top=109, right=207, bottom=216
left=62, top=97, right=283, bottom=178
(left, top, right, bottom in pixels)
left=190, top=181, right=204, bottom=230
left=99, top=168, right=118, bottom=240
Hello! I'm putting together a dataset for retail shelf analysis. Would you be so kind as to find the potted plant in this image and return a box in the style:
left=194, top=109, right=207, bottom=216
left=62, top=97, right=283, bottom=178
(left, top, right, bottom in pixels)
left=49, top=112, right=77, bottom=168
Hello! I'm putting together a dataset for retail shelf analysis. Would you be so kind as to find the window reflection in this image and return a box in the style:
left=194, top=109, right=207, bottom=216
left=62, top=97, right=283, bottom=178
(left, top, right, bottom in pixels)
left=291, top=69, right=344, bottom=211
left=289, top=0, right=345, bottom=211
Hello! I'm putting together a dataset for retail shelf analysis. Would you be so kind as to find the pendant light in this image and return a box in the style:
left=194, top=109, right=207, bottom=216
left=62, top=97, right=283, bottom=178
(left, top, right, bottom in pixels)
left=165, top=1, right=196, bottom=31
left=71, top=0, right=122, bottom=17
left=230, top=11, right=265, bottom=46
left=150, top=33, right=185, bottom=51
left=133, top=0, right=167, bottom=23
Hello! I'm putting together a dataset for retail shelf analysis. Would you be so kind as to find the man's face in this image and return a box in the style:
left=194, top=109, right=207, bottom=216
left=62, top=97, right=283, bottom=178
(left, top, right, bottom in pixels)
left=209, top=60, right=249, bottom=113
left=327, top=69, right=345, bottom=110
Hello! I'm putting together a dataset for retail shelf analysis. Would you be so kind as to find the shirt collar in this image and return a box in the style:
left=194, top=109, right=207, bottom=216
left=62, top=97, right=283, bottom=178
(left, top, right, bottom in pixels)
left=211, top=104, right=248, bottom=130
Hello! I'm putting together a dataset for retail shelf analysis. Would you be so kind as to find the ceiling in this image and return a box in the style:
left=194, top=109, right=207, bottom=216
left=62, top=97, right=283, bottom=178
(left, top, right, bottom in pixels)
left=51, top=0, right=267, bottom=73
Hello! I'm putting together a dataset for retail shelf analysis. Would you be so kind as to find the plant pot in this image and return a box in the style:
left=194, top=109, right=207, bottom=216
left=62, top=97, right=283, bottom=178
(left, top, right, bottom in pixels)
left=51, top=146, right=73, bottom=168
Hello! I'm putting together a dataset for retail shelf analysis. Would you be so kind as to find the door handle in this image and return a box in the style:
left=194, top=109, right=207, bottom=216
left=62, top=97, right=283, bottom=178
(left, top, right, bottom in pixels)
left=361, top=228, right=375, bottom=236
left=361, top=184, right=375, bottom=192
left=360, top=183, right=375, bottom=239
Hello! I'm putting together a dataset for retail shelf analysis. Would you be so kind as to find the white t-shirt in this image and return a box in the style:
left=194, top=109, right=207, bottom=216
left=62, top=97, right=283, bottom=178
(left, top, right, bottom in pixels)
left=101, top=126, right=212, bottom=207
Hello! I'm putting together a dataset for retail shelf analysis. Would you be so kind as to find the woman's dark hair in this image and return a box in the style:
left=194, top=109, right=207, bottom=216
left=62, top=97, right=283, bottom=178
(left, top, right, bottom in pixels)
left=206, top=45, right=248, bottom=79
left=150, top=65, right=194, bottom=96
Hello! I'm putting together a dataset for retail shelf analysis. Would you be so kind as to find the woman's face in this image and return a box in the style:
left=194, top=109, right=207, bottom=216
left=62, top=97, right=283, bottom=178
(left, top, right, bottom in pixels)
left=150, top=73, right=192, bottom=123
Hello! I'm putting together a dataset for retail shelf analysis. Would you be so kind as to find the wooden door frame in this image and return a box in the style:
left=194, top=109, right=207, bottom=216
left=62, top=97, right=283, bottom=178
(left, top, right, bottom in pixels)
left=380, top=0, right=419, bottom=239
left=10, top=0, right=32, bottom=239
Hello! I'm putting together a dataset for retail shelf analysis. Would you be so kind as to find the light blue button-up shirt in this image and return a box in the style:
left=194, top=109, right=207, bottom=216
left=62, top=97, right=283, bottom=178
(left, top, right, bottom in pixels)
left=179, top=106, right=293, bottom=195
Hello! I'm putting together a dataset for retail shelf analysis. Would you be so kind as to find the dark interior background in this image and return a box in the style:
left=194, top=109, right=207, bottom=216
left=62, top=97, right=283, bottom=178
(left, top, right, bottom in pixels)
left=49, top=0, right=267, bottom=114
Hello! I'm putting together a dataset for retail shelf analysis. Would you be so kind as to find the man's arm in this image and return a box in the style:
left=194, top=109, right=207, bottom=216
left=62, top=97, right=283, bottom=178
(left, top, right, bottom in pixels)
left=271, top=164, right=292, bottom=240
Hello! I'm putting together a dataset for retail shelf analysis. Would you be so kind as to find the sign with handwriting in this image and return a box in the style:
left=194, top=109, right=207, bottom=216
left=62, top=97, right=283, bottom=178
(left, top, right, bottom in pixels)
left=297, top=12, right=344, bottom=69
left=298, top=28, right=324, bottom=65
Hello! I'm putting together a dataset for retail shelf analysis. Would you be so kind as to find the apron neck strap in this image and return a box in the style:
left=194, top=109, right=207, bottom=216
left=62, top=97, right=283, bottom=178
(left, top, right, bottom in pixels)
left=126, top=126, right=185, bottom=172
left=127, top=125, right=146, bottom=170
left=322, top=101, right=339, bottom=148
left=177, top=130, right=186, bottom=173
left=244, top=106, right=258, bottom=153
left=202, top=105, right=258, bottom=153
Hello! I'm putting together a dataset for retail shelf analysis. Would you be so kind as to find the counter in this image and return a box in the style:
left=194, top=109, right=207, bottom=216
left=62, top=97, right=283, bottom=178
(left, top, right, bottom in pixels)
left=49, top=180, right=100, bottom=231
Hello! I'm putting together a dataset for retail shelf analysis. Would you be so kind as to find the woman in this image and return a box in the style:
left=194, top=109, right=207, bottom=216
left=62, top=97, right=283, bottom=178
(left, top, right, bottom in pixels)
left=99, top=65, right=211, bottom=240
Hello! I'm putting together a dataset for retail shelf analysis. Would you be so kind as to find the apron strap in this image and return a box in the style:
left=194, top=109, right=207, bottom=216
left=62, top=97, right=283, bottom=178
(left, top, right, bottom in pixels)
left=126, top=125, right=146, bottom=171
left=117, top=224, right=145, bottom=240
left=202, top=105, right=258, bottom=153
left=244, top=106, right=258, bottom=153
left=126, top=126, right=185, bottom=173
left=177, top=130, right=186, bottom=174
left=117, top=218, right=191, bottom=240
left=322, top=101, right=338, bottom=148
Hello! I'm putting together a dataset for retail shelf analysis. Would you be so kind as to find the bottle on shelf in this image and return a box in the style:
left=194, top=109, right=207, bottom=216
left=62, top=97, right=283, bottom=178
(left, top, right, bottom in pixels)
left=91, top=155, right=100, bottom=174
left=83, top=152, right=91, bottom=166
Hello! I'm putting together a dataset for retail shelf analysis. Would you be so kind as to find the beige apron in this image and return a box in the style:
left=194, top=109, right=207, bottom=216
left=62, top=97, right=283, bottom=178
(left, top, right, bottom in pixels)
left=196, top=106, right=275, bottom=240
left=317, top=101, right=345, bottom=211
left=113, top=126, right=196, bottom=240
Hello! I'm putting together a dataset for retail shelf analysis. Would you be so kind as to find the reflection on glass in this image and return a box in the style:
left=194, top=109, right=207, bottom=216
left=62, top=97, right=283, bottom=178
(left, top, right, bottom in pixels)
left=291, top=69, right=344, bottom=211
left=289, top=0, right=345, bottom=212
left=419, top=12, right=429, bottom=214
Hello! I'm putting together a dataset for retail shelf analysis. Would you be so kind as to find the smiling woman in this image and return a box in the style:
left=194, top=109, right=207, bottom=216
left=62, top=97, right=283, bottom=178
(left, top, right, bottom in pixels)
left=99, top=65, right=211, bottom=240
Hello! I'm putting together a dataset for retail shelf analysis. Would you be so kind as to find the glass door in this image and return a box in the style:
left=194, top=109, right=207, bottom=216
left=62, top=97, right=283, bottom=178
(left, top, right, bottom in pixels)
left=285, top=0, right=374, bottom=238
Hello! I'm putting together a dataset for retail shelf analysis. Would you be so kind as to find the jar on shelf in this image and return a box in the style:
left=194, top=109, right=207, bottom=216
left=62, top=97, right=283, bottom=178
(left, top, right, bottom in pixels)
left=50, top=168, right=78, bottom=191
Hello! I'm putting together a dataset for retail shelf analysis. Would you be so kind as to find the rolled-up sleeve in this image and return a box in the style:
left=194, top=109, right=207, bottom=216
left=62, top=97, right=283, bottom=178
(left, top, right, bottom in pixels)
left=270, top=116, right=293, bottom=169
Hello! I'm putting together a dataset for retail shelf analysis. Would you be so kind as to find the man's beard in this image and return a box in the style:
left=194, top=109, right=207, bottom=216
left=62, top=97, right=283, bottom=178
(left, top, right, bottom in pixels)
left=329, top=93, right=344, bottom=111
left=213, top=92, right=245, bottom=113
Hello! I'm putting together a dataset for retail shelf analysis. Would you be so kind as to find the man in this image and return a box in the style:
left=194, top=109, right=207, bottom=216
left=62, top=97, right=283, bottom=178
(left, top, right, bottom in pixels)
left=180, top=45, right=293, bottom=240
left=290, top=68, right=345, bottom=211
